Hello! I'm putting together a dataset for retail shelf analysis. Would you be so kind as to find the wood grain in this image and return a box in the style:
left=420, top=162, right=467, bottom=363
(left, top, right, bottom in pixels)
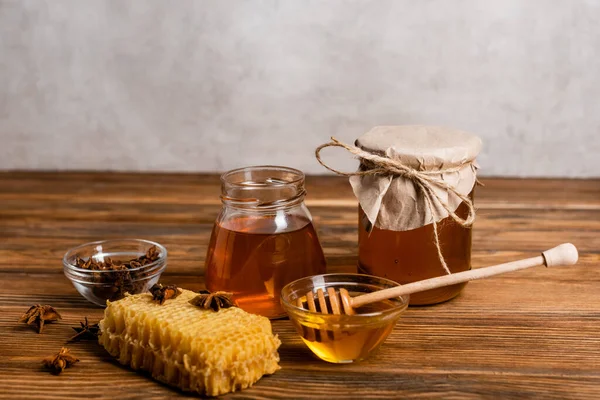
left=0, top=171, right=599, bottom=399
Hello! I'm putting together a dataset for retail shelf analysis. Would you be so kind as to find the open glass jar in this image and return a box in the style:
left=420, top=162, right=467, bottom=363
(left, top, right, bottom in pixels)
left=205, top=166, right=327, bottom=319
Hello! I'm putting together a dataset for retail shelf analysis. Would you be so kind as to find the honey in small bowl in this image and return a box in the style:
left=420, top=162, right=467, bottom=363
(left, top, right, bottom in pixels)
left=281, top=274, right=409, bottom=363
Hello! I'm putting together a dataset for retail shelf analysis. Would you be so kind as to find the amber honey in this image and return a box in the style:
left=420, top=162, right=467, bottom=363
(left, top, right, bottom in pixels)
left=291, top=297, right=398, bottom=363
left=205, top=214, right=326, bottom=319
left=358, top=199, right=473, bottom=305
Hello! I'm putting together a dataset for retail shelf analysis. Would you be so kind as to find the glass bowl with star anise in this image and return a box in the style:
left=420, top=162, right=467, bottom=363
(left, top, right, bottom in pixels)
left=63, top=239, right=167, bottom=306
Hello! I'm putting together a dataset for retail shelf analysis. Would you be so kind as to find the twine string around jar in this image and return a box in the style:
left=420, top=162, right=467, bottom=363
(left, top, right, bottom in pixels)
left=315, top=137, right=477, bottom=275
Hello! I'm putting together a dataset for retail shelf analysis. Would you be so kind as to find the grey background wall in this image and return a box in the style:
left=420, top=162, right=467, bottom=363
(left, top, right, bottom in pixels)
left=1, top=0, right=598, bottom=177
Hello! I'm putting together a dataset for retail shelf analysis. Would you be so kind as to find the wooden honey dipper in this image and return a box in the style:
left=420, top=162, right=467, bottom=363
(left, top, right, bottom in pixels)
left=300, top=243, right=578, bottom=316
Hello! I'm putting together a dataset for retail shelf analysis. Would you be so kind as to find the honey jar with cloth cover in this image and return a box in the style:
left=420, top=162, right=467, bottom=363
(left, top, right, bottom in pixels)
left=316, top=126, right=482, bottom=305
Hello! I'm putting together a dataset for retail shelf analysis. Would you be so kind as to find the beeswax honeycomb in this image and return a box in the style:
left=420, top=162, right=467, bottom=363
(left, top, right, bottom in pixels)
left=98, top=289, right=281, bottom=396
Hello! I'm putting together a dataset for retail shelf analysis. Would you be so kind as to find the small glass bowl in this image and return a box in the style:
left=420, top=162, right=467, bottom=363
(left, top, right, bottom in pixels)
left=281, top=273, right=409, bottom=364
left=63, top=239, right=167, bottom=306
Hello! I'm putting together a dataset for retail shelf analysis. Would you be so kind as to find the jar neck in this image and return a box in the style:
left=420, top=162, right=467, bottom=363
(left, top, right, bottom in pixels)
left=220, top=166, right=306, bottom=211
left=222, top=193, right=306, bottom=212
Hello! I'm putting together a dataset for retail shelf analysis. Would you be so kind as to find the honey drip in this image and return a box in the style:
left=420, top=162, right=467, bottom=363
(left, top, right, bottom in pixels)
left=358, top=201, right=472, bottom=305
left=205, top=214, right=326, bottom=319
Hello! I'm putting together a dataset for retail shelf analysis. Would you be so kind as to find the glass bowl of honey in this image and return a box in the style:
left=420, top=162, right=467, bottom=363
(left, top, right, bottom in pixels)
left=281, top=273, right=409, bottom=364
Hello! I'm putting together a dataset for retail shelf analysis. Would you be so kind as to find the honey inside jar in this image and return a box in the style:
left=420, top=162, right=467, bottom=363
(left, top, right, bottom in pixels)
left=206, top=214, right=326, bottom=318
left=358, top=198, right=473, bottom=305
left=290, top=298, right=399, bottom=363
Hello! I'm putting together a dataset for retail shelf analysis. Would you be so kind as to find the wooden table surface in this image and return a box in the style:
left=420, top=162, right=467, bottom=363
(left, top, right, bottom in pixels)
left=1, top=172, right=599, bottom=399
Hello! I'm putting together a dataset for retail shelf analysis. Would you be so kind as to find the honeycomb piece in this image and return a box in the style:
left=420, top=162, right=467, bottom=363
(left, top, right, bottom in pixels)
left=98, top=289, right=281, bottom=396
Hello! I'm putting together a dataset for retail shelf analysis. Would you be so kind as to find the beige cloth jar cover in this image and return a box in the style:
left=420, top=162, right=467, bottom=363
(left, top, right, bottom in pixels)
left=351, top=125, right=482, bottom=232
left=316, top=125, right=482, bottom=273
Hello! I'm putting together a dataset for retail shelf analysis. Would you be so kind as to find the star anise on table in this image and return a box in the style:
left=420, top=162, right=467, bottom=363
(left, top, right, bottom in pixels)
left=189, top=290, right=235, bottom=312
left=67, top=317, right=100, bottom=342
left=19, top=305, right=62, bottom=333
left=42, top=347, right=79, bottom=374
left=149, top=283, right=182, bottom=305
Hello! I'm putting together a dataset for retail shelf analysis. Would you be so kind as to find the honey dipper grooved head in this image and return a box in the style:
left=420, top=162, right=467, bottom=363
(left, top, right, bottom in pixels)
left=339, top=288, right=355, bottom=315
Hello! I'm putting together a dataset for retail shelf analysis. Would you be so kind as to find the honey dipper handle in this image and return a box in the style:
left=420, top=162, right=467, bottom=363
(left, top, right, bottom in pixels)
left=351, top=243, right=578, bottom=309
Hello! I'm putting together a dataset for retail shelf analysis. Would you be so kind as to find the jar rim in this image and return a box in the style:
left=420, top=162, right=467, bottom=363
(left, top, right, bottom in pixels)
left=220, top=165, right=304, bottom=186
left=220, top=165, right=306, bottom=209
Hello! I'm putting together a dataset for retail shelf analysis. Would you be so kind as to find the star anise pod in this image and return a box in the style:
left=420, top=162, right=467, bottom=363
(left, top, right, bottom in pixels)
left=189, top=290, right=235, bottom=312
left=149, top=283, right=181, bottom=305
left=19, top=305, right=62, bottom=333
left=67, top=317, right=100, bottom=342
left=144, top=245, right=160, bottom=263
left=42, top=347, right=79, bottom=374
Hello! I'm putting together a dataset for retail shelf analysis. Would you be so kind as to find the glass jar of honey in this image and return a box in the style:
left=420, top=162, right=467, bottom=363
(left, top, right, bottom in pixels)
left=205, top=166, right=327, bottom=319
left=358, top=193, right=474, bottom=305
left=317, top=126, right=481, bottom=305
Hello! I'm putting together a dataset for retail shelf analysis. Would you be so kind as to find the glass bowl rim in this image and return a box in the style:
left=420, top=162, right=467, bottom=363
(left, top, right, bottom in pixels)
left=65, top=264, right=167, bottom=285
left=62, top=238, right=167, bottom=274
left=281, top=273, right=410, bottom=320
